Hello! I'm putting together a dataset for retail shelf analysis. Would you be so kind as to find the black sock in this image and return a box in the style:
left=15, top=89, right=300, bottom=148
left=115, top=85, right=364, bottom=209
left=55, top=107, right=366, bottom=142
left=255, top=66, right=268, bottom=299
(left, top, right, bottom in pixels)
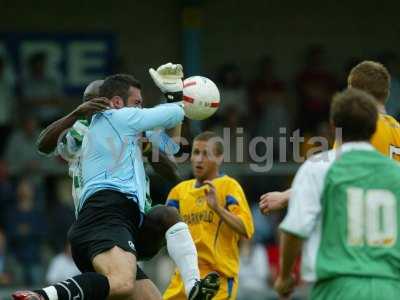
left=35, top=272, right=109, bottom=300
left=34, top=290, right=49, bottom=300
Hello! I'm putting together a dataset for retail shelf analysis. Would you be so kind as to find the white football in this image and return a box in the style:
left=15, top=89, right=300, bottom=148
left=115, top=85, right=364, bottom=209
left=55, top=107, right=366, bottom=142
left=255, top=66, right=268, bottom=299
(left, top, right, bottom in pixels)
left=183, top=76, right=220, bottom=120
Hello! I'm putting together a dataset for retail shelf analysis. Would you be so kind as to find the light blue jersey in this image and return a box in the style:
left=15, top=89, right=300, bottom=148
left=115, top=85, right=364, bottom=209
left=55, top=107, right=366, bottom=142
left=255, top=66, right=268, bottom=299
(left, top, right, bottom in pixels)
left=78, top=103, right=184, bottom=214
left=56, top=118, right=180, bottom=217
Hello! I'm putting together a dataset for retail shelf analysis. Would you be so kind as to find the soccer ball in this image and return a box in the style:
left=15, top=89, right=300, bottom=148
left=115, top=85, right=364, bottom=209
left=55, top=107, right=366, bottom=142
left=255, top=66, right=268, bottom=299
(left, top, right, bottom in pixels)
left=183, top=76, right=220, bottom=120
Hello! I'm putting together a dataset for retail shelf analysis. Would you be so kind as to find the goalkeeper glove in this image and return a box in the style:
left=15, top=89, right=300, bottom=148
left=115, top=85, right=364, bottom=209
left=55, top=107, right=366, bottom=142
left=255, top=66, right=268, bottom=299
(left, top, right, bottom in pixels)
left=149, top=62, right=184, bottom=103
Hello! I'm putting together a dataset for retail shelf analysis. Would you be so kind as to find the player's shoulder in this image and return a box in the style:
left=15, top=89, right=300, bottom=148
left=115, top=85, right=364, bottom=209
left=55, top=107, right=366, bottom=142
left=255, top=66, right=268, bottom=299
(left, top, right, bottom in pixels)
left=214, top=175, right=246, bottom=196
left=100, top=107, right=141, bottom=120
left=215, top=174, right=242, bottom=187
left=302, top=149, right=337, bottom=175
left=379, top=114, right=400, bottom=128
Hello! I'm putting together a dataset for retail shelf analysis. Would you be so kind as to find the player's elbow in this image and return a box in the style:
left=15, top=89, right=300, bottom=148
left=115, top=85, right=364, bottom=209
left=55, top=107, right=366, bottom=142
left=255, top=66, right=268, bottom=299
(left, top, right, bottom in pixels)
left=241, top=228, right=253, bottom=239
left=242, top=223, right=255, bottom=239
left=36, top=138, right=52, bottom=155
left=237, top=217, right=254, bottom=239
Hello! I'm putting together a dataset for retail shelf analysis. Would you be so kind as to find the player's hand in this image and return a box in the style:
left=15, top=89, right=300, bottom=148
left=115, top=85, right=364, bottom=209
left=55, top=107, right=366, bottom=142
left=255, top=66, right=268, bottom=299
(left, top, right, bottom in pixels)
left=73, top=97, right=111, bottom=118
left=259, top=191, right=288, bottom=215
left=204, top=180, right=220, bottom=212
left=149, top=62, right=184, bottom=103
left=274, top=275, right=295, bottom=298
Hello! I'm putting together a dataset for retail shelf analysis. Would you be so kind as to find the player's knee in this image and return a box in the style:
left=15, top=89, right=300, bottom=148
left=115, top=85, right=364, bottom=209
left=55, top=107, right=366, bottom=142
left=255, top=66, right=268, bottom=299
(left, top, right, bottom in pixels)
left=118, top=280, right=135, bottom=298
left=108, top=272, right=135, bottom=299
left=161, top=206, right=182, bottom=229
left=150, top=205, right=181, bottom=231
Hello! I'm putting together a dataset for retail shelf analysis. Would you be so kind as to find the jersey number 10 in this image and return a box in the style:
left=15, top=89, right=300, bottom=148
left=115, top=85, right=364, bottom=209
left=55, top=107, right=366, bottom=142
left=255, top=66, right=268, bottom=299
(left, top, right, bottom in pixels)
left=347, top=187, right=397, bottom=247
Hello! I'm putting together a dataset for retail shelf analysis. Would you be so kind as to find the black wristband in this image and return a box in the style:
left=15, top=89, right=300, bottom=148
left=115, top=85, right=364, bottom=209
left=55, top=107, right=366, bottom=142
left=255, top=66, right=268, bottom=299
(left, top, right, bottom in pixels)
left=164, top=91, right=183, bottom=103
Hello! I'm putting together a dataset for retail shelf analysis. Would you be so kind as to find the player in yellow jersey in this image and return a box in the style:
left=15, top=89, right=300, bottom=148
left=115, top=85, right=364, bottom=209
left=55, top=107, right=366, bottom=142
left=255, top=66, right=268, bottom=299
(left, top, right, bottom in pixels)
left=347, top=61, right=400, bottom=159
left=259, top=60, right=400, bottom=214
left=163, top=131, right=254, bottom=300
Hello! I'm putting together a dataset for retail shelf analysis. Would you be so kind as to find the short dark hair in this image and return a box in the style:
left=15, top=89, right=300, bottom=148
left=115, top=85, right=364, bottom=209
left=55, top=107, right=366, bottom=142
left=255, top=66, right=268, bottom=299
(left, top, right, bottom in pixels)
left=193, top=131, right=224, bottom=155
left=330, top=88, right=378, bottom=142
left=100, top=74, right=141, bottom=102
left=348, top=61, right=390, bottom=103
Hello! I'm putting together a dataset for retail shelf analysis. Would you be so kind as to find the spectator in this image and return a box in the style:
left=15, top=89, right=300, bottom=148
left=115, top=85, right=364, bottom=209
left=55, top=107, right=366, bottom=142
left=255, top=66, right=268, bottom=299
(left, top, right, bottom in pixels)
left=254, top=82, right=292, bottom=160
left=47, top=179, right=75, bottom=252
left=21, top=52, right=63, bottom=125
left=0, top=161, right=14, bottom=229
left=4, top=115, right=45, bottom=185
left=250, top=203, right=275, bottom=245
left=295, top=45, right=337, bottom=133
left=209, top=106, right=250, bottom=163
left=5, top=178, right=46, bottom=285
left=0, top=230, right=11, bottom=285
left=237, top=239, right=271, bottom=300
left=248, top=56, right=285, bottom=119
left=46, top=241, right=80, bottom=284
left=215, top=63, right=247, bottom=118
left=0, top=56, right=16, bottom=156
left=339, top=57, right=361, bottom=90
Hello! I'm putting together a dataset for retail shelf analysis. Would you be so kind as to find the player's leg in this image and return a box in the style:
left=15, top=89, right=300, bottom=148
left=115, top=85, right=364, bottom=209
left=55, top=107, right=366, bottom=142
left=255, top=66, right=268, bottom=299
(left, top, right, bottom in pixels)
left=210, top=277, right=238, bottom=300
left=163, top=268, right=220, bottom=300
left=163, top=272, right=187, bottom=300
left=11, top=191, right=146, bottom=300
left=12, top=272, right=110, bottom=300
left=137, top=205, right=220, bottom=299
left=92, top=246, right=137, bottom=300
left=129, top=265, right=162, bottom=300
left=133, top=279, right=162, bottom=300
left=138, top=205, right=200, bottom=294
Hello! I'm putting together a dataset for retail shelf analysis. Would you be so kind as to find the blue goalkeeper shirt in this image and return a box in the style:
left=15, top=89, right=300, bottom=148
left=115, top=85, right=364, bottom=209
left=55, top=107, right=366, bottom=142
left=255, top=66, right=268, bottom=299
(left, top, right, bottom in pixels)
left=79, top=103, right=184, bottom=214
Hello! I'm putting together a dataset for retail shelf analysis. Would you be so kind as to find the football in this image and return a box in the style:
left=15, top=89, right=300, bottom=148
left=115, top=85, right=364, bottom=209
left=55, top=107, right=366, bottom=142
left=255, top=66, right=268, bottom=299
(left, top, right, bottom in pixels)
left=182, top=76, right=220, bottom=120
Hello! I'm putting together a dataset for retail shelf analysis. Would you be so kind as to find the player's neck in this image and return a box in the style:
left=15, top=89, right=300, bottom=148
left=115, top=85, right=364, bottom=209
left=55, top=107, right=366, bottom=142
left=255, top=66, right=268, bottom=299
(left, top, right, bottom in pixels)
left=376, top=102, right=386, bottom=114
left=197, top=170, right=220, bottom=185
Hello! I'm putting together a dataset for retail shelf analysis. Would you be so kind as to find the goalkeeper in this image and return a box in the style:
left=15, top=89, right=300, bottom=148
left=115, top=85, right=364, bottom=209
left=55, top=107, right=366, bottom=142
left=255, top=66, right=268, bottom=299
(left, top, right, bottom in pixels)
left=14, top=64, right=219, bottom=300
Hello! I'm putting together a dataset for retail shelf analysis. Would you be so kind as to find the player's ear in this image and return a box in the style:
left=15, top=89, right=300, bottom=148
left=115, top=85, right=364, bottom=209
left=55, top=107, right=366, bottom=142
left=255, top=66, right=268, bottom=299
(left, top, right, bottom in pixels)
left=111, top=96, right=124, bottom=109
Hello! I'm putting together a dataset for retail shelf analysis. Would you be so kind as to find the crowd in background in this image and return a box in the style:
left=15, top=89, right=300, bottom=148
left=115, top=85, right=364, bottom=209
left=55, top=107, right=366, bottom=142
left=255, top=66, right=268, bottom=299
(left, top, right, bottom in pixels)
left=0, top=45, right=399, bottom=298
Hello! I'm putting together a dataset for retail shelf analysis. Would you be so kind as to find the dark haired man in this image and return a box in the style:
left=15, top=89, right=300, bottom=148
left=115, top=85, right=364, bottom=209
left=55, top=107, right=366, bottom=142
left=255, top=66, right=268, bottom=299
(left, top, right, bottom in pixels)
left=274, top=88, right=400, bottom=299
left=14, top=64, right=219, bottom=300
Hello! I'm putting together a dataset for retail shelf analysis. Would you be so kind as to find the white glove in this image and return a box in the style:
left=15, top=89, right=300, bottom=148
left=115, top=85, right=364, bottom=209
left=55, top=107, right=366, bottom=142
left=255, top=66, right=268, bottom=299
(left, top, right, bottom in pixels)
left=149, top=62, right=184, bottom=102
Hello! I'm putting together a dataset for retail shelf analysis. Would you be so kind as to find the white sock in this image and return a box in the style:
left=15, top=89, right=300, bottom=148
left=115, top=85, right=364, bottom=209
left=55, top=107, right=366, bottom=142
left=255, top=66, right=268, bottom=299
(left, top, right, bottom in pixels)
left=43, top=286, right=58, bottom=300
left=166, top=222, right=200, bottom=296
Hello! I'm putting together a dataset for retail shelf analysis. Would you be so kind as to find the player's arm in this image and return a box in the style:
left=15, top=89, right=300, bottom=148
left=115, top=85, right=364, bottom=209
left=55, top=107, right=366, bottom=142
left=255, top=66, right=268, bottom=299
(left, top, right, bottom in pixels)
left=204, top=180, right=252, bottom=238
left=126, top=103, right=185, bottom=133
left=36, top=98, right=110, bottom=154
left=149, top=62, right=184, bottom=144
left=259, top=188, right=291, bottom=215
left=165, top=123, right=182, bottom=145
left=274, top=232, right=301, bottom=297
left=144, top=150, right=180, bottom=183
left=56, top=121, right=88, bottom=162
left=210, top=202, right=247, bottom=237
left=274, top=160, right=321, bottom=298
left=165, top=185, right=181, bottom=211
left=142, top=130, right=181, bottom=182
